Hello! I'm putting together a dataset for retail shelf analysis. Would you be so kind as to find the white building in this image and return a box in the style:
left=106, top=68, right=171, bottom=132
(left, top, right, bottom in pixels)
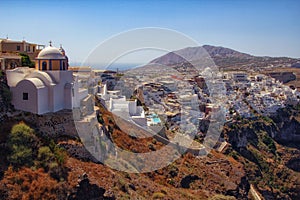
left=6, top=44, right=87, bottom=115
left=232, top=73, right=248, bottom=82
left=109, top=97, right=147, bottom=127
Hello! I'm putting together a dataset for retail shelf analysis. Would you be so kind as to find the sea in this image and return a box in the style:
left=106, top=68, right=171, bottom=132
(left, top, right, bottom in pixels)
left=70, top=62, right=144, bottom=72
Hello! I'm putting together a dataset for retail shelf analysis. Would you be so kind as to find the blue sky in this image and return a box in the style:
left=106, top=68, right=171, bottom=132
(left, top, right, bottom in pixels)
left=1, top=0, right=300, bottom=65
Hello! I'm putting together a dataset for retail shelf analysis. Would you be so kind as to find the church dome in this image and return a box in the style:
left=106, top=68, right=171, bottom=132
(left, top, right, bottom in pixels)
left=37, top=46, right=65, bottom=59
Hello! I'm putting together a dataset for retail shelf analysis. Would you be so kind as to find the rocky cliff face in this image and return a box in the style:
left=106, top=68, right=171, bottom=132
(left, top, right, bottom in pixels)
left=223, top=106, right=300, bottom=199
left=225, top=106, right=300, bottom=148
left=271, top=107, right=300, bottom=142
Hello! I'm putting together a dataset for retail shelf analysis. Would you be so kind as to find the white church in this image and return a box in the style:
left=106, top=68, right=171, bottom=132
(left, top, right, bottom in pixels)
left=6, top=43, right=87, bottom=115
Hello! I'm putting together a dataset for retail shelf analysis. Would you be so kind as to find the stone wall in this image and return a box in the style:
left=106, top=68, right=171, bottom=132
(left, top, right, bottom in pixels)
left=22, top=110, right=78, bottom=138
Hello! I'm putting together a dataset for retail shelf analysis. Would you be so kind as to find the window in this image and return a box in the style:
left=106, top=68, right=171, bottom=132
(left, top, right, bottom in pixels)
left=23, top=93, right=28, bottom=100
left=16, top=45, right=20, bottom=51
left=62, top=62, right=66, bottom=70
left=10, top=62, right=17, bottom=69
left=42, top=61, right=47, bottom=70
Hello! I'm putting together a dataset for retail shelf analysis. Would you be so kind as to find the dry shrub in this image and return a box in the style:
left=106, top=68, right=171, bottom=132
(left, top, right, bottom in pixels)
left=0, top=167, right=69, bottom=200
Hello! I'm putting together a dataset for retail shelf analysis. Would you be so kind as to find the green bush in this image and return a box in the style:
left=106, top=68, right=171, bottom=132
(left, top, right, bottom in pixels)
left=9, top=123, right=36, bottom=144
left=295, top=103, right=300, bottom=111
left=49, top=140, right=67, bottom=166
left=261, top=116, right=273, bottom=124
left=37, top=146, right=55, bottom=170
left=7, top=122, right=37, bottom=167
left=228, top=150, right=239, bottom=160
left=53, top=146, right=67, bottom=166
left=262, top=134, right=276, bottom=154
left=8, top=145, right=33, bottom=167
left=41, top=140, right=68, bottom=180
left=249, top=147, right=269, bottom=172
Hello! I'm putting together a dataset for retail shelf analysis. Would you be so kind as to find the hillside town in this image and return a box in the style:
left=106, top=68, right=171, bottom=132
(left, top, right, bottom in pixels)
left=96, top=64, right=300, bottom=137
left=1, top=38, right=300, bottom=140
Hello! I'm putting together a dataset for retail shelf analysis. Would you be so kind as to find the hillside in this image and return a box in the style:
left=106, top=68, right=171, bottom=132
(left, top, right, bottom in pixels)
left=149, top=45, right=300, bottom=69
left=0, top=105, right=249, bottom=199
left=0, top=93, right=300, bottom=199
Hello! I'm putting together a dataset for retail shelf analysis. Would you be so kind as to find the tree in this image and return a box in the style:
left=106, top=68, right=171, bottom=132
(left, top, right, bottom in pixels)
left=1, top=87, right=12, bottom=103
left=7, top=122, right=38, bottom=168
left=19, top=53, right=35, bottom=68
left=0, top=70, right=12, bottom=106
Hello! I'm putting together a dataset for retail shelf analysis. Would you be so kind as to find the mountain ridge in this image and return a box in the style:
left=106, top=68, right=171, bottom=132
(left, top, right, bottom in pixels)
left=149, top=45, right=300, bottom=69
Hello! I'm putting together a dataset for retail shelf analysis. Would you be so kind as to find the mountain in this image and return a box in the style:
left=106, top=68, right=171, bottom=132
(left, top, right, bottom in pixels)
left=202, top=45, right=253, bottom=59
left=149, top=45, right=300, bottom=69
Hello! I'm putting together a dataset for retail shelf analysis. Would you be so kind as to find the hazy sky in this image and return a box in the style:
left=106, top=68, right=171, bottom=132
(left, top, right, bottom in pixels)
left=1, top=0, right=300, bottom=65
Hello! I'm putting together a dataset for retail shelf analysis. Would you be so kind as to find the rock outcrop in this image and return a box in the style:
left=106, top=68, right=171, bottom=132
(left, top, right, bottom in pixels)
left=271, top=108, right=300, bottom=142
left=68, top=173, right=115, bottom=200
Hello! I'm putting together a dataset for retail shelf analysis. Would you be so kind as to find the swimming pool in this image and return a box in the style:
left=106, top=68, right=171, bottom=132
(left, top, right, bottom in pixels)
left=151, top=113, right=158, bottom=118
left=152, top=117, right=161, bottom=123
left=146, top=113, right=161, bottom=125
